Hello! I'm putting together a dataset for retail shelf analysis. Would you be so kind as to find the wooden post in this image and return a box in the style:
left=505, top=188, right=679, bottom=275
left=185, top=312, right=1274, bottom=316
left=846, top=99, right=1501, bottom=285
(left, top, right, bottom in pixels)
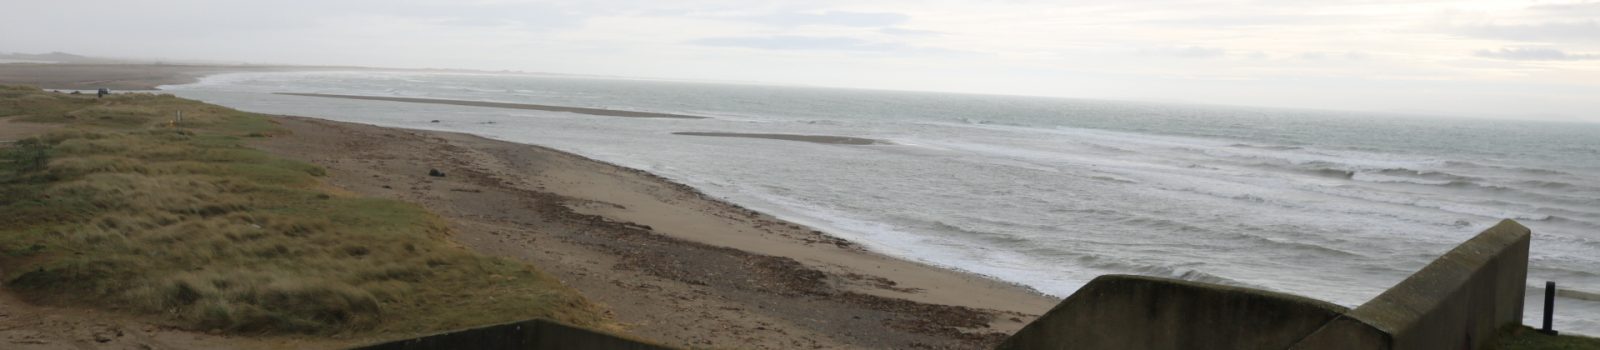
left=1541, top=281, right=1559, bottom=335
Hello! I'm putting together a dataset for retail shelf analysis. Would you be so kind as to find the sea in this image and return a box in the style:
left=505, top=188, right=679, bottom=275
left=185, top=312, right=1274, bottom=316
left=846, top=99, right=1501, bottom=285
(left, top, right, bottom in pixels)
left=162, top=71, right=1600, bottom=335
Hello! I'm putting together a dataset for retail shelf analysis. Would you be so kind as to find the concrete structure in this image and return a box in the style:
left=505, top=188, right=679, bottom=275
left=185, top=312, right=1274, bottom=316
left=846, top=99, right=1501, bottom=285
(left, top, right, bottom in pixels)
left=352, top=319, right=676, bottom=350
left=995, top=275, right=1350, bottom=350
left=1292, top=220, right=1531, bottom=350
left=1000, top=220, right=1532, bottom=350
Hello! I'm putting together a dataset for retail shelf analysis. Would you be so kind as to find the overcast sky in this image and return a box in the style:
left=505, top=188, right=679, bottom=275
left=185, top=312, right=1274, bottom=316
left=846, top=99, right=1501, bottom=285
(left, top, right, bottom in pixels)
left=3, top=0, right=1599, bottom=121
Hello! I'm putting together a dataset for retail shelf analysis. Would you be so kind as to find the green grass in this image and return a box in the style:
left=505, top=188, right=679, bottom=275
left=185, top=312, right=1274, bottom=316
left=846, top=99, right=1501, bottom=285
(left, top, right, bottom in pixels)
left=1500, top=326, right=1600, bottom=350
left=0, top=85, right=605, bottom=335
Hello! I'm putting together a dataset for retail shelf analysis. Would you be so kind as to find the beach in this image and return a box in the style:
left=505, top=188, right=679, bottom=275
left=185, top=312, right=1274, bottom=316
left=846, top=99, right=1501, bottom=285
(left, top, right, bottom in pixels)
left=0, top=101, right=1052, bottom=349
left=7, top=65, right=1600, bottom=346
left=7, top=0, right=1600, bottom=345
left=164, top=71, right=1600, bottom=335
left=248, top=115, right=1055, bottom=349
left=0, top=66, right=1059, bottom=349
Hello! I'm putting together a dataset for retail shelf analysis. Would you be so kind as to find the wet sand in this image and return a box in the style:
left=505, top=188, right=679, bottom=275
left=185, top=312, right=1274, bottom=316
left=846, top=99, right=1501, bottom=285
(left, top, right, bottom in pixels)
left=276, top=93, right=710, bottom=119
left=673, top=132, right=882, bottom=145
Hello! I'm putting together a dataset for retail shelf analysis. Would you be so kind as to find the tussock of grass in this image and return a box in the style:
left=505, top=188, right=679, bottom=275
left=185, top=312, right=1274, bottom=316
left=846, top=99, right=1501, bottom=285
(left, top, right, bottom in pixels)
left=0, top=86, right=604, bottom=335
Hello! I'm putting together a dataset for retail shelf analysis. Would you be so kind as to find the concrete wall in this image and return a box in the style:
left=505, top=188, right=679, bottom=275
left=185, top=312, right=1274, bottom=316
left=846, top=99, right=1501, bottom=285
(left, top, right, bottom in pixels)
left=1292, top=219, right=1530, bottom=350
left=352, top=319, right=676, bottom=350
left=995, top=275, right=1350, bottom=350
left=1000, top=220, right=1532, bottom=350
left=353, top=221, right=1531, bottom=350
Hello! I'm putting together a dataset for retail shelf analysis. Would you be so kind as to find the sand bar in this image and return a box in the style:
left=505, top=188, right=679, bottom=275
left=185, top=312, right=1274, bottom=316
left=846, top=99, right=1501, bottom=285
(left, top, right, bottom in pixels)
left=276, top=93, right=709, bottom=119
left=673, top=131, right=881, bottom=145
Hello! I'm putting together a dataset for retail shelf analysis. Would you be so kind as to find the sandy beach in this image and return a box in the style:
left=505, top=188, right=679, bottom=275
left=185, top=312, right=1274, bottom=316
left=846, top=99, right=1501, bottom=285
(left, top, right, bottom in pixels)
left=1, top=65, right=1057, bottom=348
left=247, top=116, right=1056, bottom=349
left=0, top=107, right=1054, bottom=349
left=8, top=0, right=1600, bottom=343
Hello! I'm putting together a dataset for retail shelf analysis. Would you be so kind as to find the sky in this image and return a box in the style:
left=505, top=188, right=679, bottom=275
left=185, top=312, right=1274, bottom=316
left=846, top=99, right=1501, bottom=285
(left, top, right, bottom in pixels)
left=3, top=0, right=1599, bottom=121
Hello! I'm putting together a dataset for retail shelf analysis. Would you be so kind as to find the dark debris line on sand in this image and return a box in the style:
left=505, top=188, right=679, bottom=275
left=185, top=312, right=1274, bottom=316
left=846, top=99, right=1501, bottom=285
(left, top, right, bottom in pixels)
left=556, top=203, right=1013, bottom=348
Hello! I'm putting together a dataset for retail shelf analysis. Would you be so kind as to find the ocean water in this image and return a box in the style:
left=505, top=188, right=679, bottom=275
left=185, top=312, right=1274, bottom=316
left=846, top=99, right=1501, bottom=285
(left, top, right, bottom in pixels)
left=163, top=71, right=1600, bottom=335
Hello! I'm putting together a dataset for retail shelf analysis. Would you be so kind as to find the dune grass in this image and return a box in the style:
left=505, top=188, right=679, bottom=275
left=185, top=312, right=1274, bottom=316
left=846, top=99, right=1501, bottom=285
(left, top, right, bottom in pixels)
left=1500, top=326, right=1600, bottom=350
left=0, top=85, right=605, bottom=335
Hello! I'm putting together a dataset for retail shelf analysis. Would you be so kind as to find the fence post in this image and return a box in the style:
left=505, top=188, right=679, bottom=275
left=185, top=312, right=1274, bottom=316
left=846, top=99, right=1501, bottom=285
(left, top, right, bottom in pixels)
left=1540, top=281, right=1558, bottom=336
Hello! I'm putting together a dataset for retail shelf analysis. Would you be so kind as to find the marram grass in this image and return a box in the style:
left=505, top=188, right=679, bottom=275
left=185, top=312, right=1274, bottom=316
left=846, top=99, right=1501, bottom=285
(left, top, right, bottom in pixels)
left=0, top=85, right=604, bottom=335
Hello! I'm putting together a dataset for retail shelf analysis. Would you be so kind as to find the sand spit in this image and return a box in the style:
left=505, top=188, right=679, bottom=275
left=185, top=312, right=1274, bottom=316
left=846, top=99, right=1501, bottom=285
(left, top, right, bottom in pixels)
left=275, top=93, right=710, bottom=119
left=672, top=132, right=882, bottom=145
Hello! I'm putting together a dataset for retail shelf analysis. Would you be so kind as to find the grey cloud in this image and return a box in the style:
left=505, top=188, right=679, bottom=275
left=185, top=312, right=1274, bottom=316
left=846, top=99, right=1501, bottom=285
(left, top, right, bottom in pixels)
left=746, top=11, right=909, bottom=27
left=386, top=2, right=587, bottom=30
left=431, top=18, right=521, bottom=28
left=689, top=36, right=905, bottom=51
left=1459, top=21, right=1600, bottom=43
left=1139, top=46, right=1226, bottom=58
left=1527, top=2, right=1600, bottom=16
left=1474, top=47, right=1600, bottom=61
left=687, top=36, right=965, bottom=56
left=1147, top=14, right=1357, bottom=28
left=1297, top=51, right=1367, bottom=61
left=879, top=27, right=942, bottom=36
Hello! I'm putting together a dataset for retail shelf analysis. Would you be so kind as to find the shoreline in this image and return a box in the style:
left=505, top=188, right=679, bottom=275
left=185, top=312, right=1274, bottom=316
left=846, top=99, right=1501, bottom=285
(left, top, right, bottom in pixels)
left=251, top=115, right=1057, bottom=348
left=1, top=106, right=1056, bottom=349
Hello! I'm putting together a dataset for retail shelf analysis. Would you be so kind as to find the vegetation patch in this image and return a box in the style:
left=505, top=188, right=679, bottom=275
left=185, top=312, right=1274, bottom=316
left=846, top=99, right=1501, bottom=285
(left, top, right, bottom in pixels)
left=0, top=86, right=604, bottom=335
left=1499, top=326, right=1600, bottom=350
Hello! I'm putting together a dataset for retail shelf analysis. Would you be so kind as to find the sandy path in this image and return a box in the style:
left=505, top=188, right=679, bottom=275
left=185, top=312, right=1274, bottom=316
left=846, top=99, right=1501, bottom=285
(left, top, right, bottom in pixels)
left=252, top=116, right=1059, bottom=349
